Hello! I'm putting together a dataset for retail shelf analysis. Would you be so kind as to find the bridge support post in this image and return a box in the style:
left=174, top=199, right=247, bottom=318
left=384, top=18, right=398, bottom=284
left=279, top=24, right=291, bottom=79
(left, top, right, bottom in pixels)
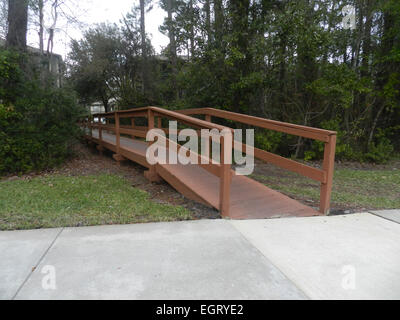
left=112, top=153, right=126, bottom=165
left=98, top=117, right=104, bottom=155
left=219, top=132, right=232, bottom=218
left=319, top=134, right=337, bottom=215
left=96, top=145, right=104, bottom=156
left=113, top=111, right=125, bottom=166
left=144, top=109, right=162, bottom=183
left=89, top=117, right=93, bottom=138
left=131, top=117, right=135, bottom=140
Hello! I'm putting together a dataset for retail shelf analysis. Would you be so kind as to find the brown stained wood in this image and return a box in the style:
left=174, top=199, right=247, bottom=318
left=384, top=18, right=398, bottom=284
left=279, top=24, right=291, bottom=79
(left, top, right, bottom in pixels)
left=85, top=105, right=336, bottom=218
left=145, top=109, right=162, bottom=182
left=320, top=134, right=337, bottom=214
left=156, top=165, right=212, bottom=207
left=87, top=129, right=320, bottom=219
left=249, top=144, right=326, bottom=183
left=219, top=135, right=232, bottom=217
left=228, top=176, right=319, bottom=219
left=178, top=108, right=335, bottom=142
left=231, top=139, right=326, bottom=182
left=112, top=154, right=126, bottom=162
left=96, top=145, right=104, bottom=155
left=175, top=110, right=329, bottom=182
left=151, top=107, right=226, bottom=131
left=118, top=111, right=147, bottom=119
left=115, top=112, right=121, bottom=155
left=119, top=127, right=147, bottom=138
left=165, top=136, right=221, bottom=177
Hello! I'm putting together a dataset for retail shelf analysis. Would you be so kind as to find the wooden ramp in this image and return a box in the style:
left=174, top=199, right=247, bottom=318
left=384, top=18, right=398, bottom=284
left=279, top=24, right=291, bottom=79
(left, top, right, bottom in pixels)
left=83, top=106, right=336, bottom=219
left=89, top=130, right=320, bottom=219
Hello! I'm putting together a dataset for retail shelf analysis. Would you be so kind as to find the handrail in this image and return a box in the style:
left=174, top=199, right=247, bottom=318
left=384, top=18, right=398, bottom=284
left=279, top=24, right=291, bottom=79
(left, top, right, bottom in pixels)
left=83, top=106, right=337, bottom=215
left=85, top=106, right=233, bottom=217
left=93, top=106, right=228, bottom=131
left=176, top=107, right=337, bottom=215
left=177, top=108, right=336, bottom=142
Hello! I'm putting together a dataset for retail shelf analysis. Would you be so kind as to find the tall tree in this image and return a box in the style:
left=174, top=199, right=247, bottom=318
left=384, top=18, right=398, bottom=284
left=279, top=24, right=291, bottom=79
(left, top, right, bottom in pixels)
left=38, top=0, right=45, bottom=54
left=140, top=0, right=148, bottom=94
left=160, top=0, right=178, bottom=99
left=0, top=0, right=8, bottom=39
left=6, top=0, right=28, bottom=50
left=214, top=0, right=224, bottom=49
left=204, top=0, right=211, bottom=44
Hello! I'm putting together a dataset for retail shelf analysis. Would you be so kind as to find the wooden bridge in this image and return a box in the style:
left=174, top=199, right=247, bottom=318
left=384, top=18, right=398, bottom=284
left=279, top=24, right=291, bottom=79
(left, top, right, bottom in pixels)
left=82, top=107, right=337, bottom=220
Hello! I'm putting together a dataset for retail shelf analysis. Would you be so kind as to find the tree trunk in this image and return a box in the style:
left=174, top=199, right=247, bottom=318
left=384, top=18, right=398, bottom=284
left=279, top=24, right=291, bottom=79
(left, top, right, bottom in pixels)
left=368, top=8, right=395, bottom=149
left=102, top=95, right=109, bottom=114
left=214, top=0, right=224, bottom=49
left=38, top=0, right=44, bottom=54
left=228, top=0, right=251, bottom=113
left=351, top=1, right=363, bottom=71
left=167, top=0, right=178, bottom=99
left=6, top=0, right=28, bottom=51
left=140, top=0, right=148, bottom=95
left=47, top=0, right=58, bottom=64
left=204, top=0, right=211, bottom=44
left=189, top=0, right=195, bottom=59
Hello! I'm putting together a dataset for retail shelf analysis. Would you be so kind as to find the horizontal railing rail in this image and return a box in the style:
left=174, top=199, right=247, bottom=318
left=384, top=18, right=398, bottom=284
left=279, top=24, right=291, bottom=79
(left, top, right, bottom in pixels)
left=83, top=106, right=232, bottom=216
left=82, top=106, right=337, bottom=215
left=176, top=108, right=337, bottom=215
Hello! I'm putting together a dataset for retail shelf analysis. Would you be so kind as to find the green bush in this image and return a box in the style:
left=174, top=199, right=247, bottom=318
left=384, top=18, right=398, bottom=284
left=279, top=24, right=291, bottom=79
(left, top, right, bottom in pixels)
left=0, top=50, right=84, bottom=175
left=254, top=130, right=283, bottom=153
left=304, top=120, right=394, bottom=164
left=365, top=131, right=394, bottom=164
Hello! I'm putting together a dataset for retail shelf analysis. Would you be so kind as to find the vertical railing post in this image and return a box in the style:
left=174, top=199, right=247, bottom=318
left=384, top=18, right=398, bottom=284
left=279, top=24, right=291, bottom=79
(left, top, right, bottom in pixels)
left=131, top=117, right=135, bottom=140
left=157, top=117, right=162, bottom=129
left=99, top=117, right=103, bottom=142
left=97, top=116, right=104, bottom=156
left=112, top=111, right=125, bottom=165
left=320, top=134, right=337, bottom=215
left=115, top=112, right=120, bottom=154
left=144, top=108, right=161, bottom=182
left=205, top=114, right=212, bottom=161
left=219, top=132, right=232, bottom=218
left=89, top=116, right=93, bottom=137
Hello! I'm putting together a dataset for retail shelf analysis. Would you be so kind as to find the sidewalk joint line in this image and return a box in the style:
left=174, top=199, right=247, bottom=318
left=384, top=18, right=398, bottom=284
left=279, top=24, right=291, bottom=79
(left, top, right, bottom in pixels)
left=227, top=220, right=311, bottom=300
left=367, top=210, right=400, bottom=225
left=11, top=227, right=64, bottom=300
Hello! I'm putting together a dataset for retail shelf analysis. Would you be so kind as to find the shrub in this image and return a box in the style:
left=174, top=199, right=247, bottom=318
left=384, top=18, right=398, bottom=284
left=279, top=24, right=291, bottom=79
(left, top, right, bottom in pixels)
left=254, top=130, right=283, bottom=153
left=365, top=131, right=394, bottom=164
left=0, top=50, right=85, bottom=175
left=304, top=120, right=394, bottom=164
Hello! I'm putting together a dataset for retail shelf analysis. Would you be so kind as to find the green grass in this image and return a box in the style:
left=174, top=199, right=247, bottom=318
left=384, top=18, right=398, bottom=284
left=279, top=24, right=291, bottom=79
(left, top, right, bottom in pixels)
left=0, top=174, right=193, bottom=231
left=251, top=168, right=400, bottom=210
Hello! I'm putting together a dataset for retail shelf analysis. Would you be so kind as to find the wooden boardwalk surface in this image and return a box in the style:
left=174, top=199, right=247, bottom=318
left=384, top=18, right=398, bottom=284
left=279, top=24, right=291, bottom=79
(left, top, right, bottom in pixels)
left=89, top=130, right=320, bottom=219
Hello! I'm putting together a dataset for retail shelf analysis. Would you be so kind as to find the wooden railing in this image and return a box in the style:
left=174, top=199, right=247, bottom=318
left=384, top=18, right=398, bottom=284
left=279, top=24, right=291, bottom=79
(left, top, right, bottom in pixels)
left=176, top=108, right=337, bottom=215
left=82, top=106, right=233, bottom=217
left=82, top=106, right=337, bottom=216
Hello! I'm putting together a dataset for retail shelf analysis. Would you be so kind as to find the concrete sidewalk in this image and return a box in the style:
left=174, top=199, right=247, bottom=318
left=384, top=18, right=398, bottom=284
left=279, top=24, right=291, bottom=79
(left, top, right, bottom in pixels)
left=1, top=212, right=399, bottom=300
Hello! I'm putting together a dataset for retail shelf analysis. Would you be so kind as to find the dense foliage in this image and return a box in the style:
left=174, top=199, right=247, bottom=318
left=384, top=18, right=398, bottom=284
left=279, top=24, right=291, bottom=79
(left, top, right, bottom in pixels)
left=69, top=0, right=400, bottom=163
left=0, top=50, right=83, bottom=174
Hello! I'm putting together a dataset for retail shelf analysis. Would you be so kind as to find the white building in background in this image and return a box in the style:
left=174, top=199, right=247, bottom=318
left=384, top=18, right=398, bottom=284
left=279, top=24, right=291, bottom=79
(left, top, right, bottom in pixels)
left=87, top=98, right=117, bottom=115
left=88, top=102, right=106, bottom=115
